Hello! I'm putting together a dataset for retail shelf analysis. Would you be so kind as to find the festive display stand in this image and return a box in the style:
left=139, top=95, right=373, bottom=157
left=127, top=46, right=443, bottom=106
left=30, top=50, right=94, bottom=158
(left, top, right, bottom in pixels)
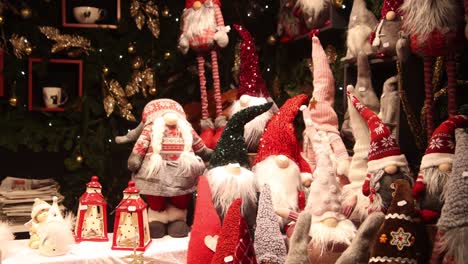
left=2, top=234, right=188, bottom=264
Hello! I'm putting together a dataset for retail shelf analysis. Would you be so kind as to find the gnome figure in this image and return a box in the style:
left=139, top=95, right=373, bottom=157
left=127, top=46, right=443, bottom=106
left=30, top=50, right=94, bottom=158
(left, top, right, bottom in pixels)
left=207, top=102, right=273, bottom=227
left=400, top=0, right=466, bottom=139
left=294, top=0, right=330, bottom=30
left=343, top=0, right=377, bottom=60
left=341, top=53, right=380, bottom=221
left=302, top=36, right=350, bottom=177
left=413, top=115, right=468, bottom=223
left=254, top=185, right=288, bottom=264
left=370, top=0, right=403, bottom=57
left=305, top=129, right=356, bottom=263
left=277, top=0, right=304, bottom=42
left=430, top=128, right=468, bottom=264
left=25, top=198, right=51, bottom=249
left=347, top=89, right=413, bottom=213
left=369, top=180, right=420, bottom=264
left=118, top=99, right=212, bottom=238
left=252, top=94, right=312, bottom=227
left=178, top=0, right=231, bottom=148
left=0, top=221, right=14, bottom=260
left=229, top=24, right=278, bottom=152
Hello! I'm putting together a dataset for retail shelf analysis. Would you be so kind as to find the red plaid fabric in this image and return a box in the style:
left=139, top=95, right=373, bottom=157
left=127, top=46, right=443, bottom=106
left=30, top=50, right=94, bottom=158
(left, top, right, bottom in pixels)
left=234, top=218, right=257, bottom=264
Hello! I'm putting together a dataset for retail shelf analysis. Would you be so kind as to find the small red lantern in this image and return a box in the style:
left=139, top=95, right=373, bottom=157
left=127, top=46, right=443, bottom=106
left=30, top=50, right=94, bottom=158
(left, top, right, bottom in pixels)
left=75, top=176, right=108, bottom=242
left=111, top=180, right=151, bottom=251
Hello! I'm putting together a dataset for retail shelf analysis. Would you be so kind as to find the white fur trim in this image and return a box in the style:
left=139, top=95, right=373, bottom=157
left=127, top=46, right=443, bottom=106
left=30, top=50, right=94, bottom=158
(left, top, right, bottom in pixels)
left=420, top=153, right=453, bottom=170
left=182, top=5, right=216, bottom=40
left=367, top=154, right=408, bottom=173
left=148, top=209, right=169, bottom=224
left=166, top=206, right=187, bottom=222
left=385, top=213, right=414, bottom=222
left=214, top=30, right=229, bottom=48
left=369, top=256, right=417, bottom=264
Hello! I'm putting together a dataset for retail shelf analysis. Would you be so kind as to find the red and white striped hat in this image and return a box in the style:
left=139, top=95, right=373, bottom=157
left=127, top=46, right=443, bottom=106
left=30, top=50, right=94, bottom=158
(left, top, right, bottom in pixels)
left=420, top=115, right=468, bottom=169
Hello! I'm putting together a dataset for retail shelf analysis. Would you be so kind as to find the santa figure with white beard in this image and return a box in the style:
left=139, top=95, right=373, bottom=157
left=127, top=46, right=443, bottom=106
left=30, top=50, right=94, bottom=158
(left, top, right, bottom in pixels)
left=252, top=94, right=312, bottom=227
left=412, top=115, right=468, bottom=223
left=178, top=0, right=231, bottom=149
left=206, top=102, right=273, bottom=227
left=229, top=24, right=278, bottom=153
left=294, top=0, right=330, bottom=30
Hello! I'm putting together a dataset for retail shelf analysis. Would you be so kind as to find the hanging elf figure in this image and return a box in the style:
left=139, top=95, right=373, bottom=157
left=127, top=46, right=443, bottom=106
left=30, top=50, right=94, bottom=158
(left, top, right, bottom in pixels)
left=400, top=0, right=466, bottom=140
left=179, top=0, right=231, bottom=149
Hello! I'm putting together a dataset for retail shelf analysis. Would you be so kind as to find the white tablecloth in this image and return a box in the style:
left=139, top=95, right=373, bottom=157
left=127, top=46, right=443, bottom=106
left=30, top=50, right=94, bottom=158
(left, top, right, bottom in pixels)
left=3, top=234, right=188, bottom=264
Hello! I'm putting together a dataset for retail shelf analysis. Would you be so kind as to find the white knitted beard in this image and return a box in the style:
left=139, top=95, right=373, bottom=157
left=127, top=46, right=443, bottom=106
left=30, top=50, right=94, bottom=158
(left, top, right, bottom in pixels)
left=206, top=166, right=257, bottom=217
left=423, top=167, right=449, bottom=200
left=295, top=0, right=326, bottom=16
left=308, top=219, right=357, bottom=255
left=400, top=0, right=459, bottom=43
left=146, top=117, right=166, bottom=177
left=253, top=156, right=301, bottom=212
left=182, top=4, right=216, bottom=40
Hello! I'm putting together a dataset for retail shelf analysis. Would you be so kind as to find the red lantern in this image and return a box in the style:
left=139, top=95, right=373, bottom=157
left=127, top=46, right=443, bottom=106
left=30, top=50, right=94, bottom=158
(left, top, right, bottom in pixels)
left=111, top=180, right=151, bottom=251
left=74, top=176, right=108, bottom=242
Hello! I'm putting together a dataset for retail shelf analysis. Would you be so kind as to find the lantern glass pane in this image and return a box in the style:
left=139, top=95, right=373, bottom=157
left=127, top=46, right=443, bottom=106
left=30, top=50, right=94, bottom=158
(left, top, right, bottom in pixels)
left=142, top=210, right=150, bottom=244
left=81, top=205, right=105, bottom=238
left=116, top=212, right=140, bottom=247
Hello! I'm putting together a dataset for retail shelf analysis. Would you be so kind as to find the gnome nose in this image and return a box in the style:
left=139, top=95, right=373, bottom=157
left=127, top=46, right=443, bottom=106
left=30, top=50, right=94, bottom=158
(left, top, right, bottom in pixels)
left=384, top=164, right=398, bottom=175
left=163, top=112, right=178, bottom=126
left=386, top=11, right=396, bottom=21
left=275, top=155, right=290, bottom=168
left=192, top=1, right=202, bottom=10
left=226, top=163, right=241, bottom=175
left=322, top=217, right=338, bottom=227
left=438, top=163, right=452, bottom=173
left=239, top=95, right=251, bottom=108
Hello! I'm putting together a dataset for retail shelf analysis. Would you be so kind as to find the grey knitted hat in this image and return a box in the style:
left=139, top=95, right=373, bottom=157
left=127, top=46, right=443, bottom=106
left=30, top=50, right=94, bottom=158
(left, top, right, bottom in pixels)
left=254, top=184, right=287, bottom=264
left=285, top=212, right=311, bottom=264
left=438, top=128, right=468, bottom=230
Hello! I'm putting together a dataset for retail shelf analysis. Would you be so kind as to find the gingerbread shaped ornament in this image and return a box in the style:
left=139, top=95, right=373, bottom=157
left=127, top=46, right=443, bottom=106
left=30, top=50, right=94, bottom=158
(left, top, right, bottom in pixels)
left=179, top=0, right=230, bottom=149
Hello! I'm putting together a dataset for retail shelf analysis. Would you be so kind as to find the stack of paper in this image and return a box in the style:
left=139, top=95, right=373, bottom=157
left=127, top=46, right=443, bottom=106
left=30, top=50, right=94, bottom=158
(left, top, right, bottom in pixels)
left=0, top=177, right=65, bottom=232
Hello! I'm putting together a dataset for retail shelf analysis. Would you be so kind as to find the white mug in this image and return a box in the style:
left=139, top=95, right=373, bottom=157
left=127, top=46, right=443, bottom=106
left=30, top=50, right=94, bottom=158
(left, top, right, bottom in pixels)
left=73, top=6, right=107, bottom=24
left=43, top=87, right=68, bottom=108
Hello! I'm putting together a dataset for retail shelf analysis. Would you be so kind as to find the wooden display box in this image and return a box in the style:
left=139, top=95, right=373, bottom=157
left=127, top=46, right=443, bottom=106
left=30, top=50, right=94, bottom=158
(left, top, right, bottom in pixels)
left=62, top=0, right=121, bottom=29
left=28, top=58, right=83, bottom=112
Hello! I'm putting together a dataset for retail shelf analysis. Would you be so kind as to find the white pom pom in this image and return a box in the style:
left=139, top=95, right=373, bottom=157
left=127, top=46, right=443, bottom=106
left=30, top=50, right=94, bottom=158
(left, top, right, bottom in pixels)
left=300, top=105, right=308, bottom=111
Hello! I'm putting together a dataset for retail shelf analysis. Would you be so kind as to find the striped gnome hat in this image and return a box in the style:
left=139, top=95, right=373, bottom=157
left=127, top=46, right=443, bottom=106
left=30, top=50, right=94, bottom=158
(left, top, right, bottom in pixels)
left=347, top=89, right=409, bottom=196
left=187, top=176, right=221, bottom=264
left=208, top=102, right=273, bottom=169
left=309, top=36, right=338, bottom=132
left=253, top=94, right=312, bottom=174
left=234, top=24, right=271, bottom=100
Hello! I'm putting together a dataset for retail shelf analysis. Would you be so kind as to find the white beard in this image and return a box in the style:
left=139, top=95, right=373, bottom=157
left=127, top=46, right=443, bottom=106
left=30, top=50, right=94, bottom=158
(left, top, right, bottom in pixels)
left=230, top=98, right=277, bottom=151
left=423, top=167, right=449, bottom=200
left=308, top=220, right=357, bottom=254
left=253, top=156, right=301, bottom=212
left=206, top=166, right=257, bottom=217
left=183, top=5, right=217, bottom=40
left=295, top=0, right=326, bottom=16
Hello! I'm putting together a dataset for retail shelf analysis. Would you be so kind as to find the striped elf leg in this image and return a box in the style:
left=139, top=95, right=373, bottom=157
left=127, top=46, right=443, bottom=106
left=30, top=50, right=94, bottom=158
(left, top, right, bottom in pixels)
left=210, top=50, right=223, bottom=119
left=424, top=56, right=435, bottom=140
left=430, top=230, right=446, bottom=264
left=445, top=55, right=457, bottom=117
left=197, top=55, right=209, bottom=121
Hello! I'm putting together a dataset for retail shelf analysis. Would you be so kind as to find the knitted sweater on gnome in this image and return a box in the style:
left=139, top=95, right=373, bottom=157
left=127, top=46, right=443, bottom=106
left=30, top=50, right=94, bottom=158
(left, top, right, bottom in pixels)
left=369, top=179, right=418, bottom=264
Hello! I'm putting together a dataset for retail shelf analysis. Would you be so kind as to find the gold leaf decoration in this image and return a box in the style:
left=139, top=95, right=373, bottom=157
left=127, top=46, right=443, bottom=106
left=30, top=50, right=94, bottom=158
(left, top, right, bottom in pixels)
left=39, top=26, right=94, bottom=55
left=9, top=34, right=33, bottom=59
left=130, top=0, right=160, bottom=39
left=102, top=78, right=136, bottom=122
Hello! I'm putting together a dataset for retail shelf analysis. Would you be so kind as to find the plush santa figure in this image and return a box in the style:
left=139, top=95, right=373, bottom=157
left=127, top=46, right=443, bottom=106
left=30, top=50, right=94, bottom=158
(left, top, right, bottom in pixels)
left=305, top=128, right=357, bottom=263
left=341, top=53, right=380, bottom=221
left=431, top=128, right=468, bottom=264
left=370, top=0, right=403, bottom=57
left=347, top=89, right=413, bottom=213
left=413, top=115, right=468, bottom=223
left=0, top=221, right=14, bottom=261
left=178, top=0, right=231, bottom=149
left=302, top=36, right=350, bottom=177
left=229, top=24, right=278, bottom=153
left=294, top=0, right=330, bottom=30
left=119, top=99, right=211, bottom=238
left=252, top=94, right=312, bottom=227
left=343, top=0, right=377, bottom=60
left=400, top=0, right=465, bottom=139
left=369, top=179, right=420, bottom=264
left=277, top=0, right=305, bottom=43
left=207, top=102, right=273, bottom=227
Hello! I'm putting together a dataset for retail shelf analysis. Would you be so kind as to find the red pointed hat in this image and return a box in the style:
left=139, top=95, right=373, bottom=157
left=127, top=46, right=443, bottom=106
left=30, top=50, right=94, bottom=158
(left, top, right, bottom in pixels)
left=211, top=199, right=242, bottom=264
left=347, top=89, right=407, bottom=173
left=420, top=115, right=468, bottom=169
left=187, top=176, right=222, bottom=264
left=380, top=0, right=403, bottom=18
left=253, top=94, right=312, bottom=173
left=185, top=0, right=221, bottom=9
left=234, top=24, right=270, bottom=99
